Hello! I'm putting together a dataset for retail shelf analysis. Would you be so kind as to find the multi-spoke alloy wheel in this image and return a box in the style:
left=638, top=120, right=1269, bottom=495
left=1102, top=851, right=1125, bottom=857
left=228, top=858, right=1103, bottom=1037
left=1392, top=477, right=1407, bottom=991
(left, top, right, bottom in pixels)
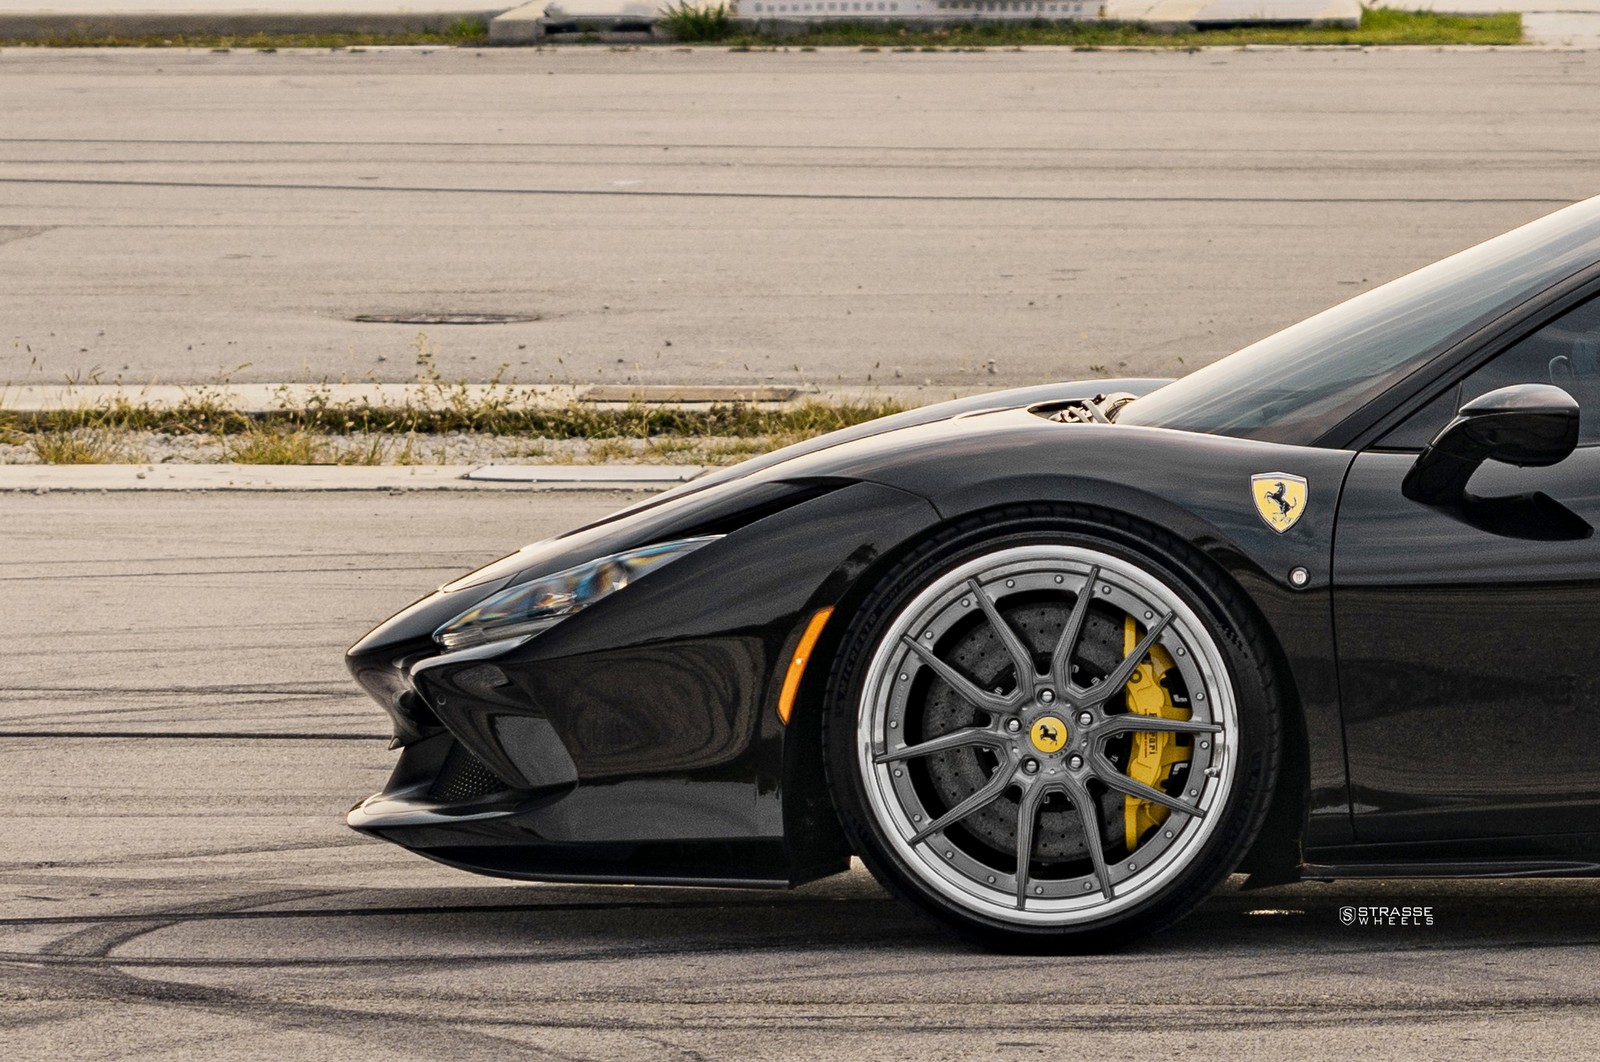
left=826, top=515, right=1278, bottom=950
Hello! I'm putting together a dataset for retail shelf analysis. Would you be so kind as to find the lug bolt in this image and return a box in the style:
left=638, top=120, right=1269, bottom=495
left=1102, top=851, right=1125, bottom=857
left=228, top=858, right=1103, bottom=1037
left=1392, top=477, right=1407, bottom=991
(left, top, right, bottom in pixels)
left=1006, top=718, right=1021, bottom=733
left=1078, top=711, right=1093, bottom=726
left=1039, top=689, right=1055, bottom=704
left=1068, top=754, right=1084, bottom=770
left=1023, top=758, right=1040, bottom=775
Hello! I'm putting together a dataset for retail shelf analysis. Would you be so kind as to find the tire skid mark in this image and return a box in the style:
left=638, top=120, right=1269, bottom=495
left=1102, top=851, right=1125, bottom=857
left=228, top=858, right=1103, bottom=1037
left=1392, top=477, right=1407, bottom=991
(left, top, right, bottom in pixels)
left=409, top=1003, right=1600, bottom=1036
left=36, top=887, right=344, bottom=959
left=1, top=683, right=349, bottom=696
left=4, top=953, right=1595, bottom=1041
left=1, top=943, right=810, bottom=972
left=0, top=838, right=371, bottom=873
left=0, top=895, right=900, bottom=930
left=2, top=953, right=592, bottom=1062
left=0, top=730, right=381, bottom=740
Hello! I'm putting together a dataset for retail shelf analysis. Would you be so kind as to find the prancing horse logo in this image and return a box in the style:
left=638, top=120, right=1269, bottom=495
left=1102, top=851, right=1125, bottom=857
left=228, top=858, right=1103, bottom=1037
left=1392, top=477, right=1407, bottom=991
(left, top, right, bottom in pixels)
left=1250, top=472, right=1308, bottom=534
left=1030, top=716, right=1069, bottom=754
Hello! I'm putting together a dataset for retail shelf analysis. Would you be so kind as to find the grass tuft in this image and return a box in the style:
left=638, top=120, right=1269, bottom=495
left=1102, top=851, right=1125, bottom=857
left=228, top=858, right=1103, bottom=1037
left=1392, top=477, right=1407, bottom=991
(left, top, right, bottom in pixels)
left=26, top=428, right=145, bottom=464
left=661, top=3, right=733, bottom=42
left=714, top=9, right=1521, bottom=48
left=0, top=366, right=912, bottom=465
left=0, top=9, right=1519, bottom=49
left=1, top=392, right=910, bottom=443
left=222, top=427, right=328, bottom=464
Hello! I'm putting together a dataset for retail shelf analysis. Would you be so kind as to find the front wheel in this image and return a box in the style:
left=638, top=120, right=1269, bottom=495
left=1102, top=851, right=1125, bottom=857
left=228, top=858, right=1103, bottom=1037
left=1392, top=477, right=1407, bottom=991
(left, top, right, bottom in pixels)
left=824, top=512, right=1281, bottom=951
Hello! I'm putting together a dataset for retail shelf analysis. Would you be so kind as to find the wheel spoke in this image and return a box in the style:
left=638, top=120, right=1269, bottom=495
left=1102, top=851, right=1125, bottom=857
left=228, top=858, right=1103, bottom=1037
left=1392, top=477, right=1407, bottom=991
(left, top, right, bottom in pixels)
left=1093, top=761, right=1203, bottom=818
left=1097, top=611, right=1175, bottom=694
left=875, top=725, right=1000, bottom=764
left=1014, top=782, right=1049, bottom=910
left=863, top=545, right=1234, bottom=925
left=1049, top=565, right=1100, bottom=687
left=901, top=635, right=1015, bottom=713
left=1096, top=715, right=1222, bottom=737
left=909, top=767, right=1014, bottom=845
left=967, top=578, right=1036, bottom=690
left=1064, top=776, right=1114, bottom=899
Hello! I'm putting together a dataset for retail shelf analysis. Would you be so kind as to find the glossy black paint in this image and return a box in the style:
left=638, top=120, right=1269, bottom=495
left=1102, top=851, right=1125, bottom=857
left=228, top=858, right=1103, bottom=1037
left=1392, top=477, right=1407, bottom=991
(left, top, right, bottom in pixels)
left=351, top=478, right=940, bottom=885
left=1334, top=448, right=1600, bottom=847
left=727, top=409, right=1357, bottom=847
left=347, top=376, right=1361, bottom=886
left=345, top=233, right=1600, bottom=889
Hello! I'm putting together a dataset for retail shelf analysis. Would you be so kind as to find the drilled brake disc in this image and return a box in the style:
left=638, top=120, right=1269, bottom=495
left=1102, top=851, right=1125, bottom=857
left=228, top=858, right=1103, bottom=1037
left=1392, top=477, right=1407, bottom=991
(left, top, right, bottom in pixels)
left=919, top=600, right=1125, bottom=861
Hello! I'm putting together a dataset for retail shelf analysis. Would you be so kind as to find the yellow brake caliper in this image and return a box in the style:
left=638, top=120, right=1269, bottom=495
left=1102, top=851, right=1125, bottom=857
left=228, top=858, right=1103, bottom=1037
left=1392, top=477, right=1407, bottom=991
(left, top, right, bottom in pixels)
left=1121, top=615, right=1192, bottom=851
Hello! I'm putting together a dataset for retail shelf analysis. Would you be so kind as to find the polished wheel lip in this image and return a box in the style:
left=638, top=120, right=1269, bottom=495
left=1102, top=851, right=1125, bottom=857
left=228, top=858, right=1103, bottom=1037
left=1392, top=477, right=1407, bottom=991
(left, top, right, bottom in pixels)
left=857, top=544, right=1238, bottom=927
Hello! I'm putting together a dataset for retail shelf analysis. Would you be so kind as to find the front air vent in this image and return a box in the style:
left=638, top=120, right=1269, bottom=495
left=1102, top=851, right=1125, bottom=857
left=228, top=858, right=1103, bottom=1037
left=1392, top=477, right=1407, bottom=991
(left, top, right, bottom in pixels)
left=427, top=742, right=509, bottom=804
left=1029, top=392, right=1139, bottom=424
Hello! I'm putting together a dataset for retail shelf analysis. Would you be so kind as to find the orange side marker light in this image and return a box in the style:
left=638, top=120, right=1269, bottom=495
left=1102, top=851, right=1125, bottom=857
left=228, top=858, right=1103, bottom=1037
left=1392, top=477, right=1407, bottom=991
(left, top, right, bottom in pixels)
left=778, top=607, right=834, bottom=724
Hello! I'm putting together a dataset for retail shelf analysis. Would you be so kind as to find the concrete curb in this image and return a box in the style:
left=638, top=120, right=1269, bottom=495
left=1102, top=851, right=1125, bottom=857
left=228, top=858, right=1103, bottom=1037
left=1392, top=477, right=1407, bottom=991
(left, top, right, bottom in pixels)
left=1, top=381, right=978, bottom=413
left=0, top=462, right=701, bottom=491
left=488, top=0, right=545, bottom=41
left=0, top=0, right=1458, bottom=44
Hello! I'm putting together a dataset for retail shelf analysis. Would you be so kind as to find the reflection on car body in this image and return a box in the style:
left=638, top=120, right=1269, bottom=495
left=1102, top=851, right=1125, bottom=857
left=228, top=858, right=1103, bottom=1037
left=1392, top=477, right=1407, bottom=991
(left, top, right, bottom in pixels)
left=345, top=195, right=1600, bottom=950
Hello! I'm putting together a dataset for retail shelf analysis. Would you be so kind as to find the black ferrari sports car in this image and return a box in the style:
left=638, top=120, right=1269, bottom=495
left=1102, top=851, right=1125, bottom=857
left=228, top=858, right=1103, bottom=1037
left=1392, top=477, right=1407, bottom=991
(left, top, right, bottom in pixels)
left=347, top=195, right=1600, bottom=950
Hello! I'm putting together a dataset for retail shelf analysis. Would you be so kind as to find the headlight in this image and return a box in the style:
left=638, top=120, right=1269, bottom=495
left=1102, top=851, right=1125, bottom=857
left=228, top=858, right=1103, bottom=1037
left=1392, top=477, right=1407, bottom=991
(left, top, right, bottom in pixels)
left=433, top=536, right=722, bottom=650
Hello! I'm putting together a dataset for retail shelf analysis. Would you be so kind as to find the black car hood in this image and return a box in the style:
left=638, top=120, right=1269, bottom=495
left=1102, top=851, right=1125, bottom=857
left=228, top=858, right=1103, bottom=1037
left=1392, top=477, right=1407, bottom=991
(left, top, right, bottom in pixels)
left=349, top=379, right=1172, bottom=659
left=614, top=378, right=1171, bottom=519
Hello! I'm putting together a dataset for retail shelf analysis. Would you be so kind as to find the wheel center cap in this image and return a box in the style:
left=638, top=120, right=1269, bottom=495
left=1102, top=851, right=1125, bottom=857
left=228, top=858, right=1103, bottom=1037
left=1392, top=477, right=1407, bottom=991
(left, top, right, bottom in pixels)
left=1029, top=716, right=1069, bottom=754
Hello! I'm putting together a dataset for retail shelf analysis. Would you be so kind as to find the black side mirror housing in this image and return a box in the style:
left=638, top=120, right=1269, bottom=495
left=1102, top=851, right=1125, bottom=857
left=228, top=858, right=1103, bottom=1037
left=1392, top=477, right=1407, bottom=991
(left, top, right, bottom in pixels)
left=1401, top=384, right=1579, bottom=506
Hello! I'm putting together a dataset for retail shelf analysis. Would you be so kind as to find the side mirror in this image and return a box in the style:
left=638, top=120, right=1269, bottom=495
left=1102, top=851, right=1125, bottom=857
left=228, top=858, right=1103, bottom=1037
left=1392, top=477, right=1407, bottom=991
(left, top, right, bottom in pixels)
left=1401, top=384, right=1579, bottom=506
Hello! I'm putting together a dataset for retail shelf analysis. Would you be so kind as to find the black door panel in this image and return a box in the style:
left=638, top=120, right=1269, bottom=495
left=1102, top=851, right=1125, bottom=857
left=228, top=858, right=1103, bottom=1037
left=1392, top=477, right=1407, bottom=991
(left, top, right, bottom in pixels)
left=1334, top=451, right=1600, bottom=842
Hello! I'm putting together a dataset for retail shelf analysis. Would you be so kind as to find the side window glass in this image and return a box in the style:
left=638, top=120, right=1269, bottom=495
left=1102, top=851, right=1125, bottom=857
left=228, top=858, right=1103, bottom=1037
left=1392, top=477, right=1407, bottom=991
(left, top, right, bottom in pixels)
left=1376, top=382, right=1461, bottom=451
left=1461, top=294, right=1600, bottom=444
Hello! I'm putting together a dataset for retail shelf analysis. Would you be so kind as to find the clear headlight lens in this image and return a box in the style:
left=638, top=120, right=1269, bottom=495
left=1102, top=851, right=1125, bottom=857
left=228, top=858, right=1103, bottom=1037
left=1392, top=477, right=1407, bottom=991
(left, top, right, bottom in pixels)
left=433, top=536, right=721, bottom=650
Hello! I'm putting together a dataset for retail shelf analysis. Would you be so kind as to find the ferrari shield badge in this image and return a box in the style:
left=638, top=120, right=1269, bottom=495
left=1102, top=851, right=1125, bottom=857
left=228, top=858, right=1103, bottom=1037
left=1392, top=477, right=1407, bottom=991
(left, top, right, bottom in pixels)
left=1250, top=473, right=1307, bottom=533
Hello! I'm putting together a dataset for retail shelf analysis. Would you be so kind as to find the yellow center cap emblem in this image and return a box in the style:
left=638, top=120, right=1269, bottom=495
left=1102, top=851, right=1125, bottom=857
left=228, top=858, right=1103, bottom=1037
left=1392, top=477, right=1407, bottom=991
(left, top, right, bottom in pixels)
left=1030, top=716, right=1068, bottom=754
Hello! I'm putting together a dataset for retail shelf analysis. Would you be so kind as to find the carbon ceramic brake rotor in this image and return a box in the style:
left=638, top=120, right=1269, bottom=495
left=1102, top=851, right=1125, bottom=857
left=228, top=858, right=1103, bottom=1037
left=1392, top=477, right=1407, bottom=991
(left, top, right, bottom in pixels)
left=919, top=601, right=1125, bottom=860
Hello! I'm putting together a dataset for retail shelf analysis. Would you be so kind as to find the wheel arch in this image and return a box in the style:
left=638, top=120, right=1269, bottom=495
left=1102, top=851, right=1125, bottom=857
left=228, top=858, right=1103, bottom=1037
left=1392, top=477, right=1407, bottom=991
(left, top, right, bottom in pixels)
left=779, top=497, right=1310, bottom=888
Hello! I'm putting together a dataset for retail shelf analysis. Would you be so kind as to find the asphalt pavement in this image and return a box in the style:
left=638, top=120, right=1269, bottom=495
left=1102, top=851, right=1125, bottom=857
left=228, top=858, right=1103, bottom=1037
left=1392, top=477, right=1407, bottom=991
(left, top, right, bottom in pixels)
left=3, top=47, right=1599, bottom=394
left=5, top=489, right=1600, bottom=1059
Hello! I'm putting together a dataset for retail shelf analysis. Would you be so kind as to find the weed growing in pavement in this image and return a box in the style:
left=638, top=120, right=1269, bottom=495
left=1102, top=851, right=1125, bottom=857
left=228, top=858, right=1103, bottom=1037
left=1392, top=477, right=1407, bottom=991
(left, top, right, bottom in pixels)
left=10, top=389, right=149, bottom=463
left=26, top=428, right=146, bottom=464
left=222, top=427, right=329, bottom=464
left=585, top=438, right=639, bottom=463
left=712, top=8, right=1520, bottom=48
left=661, top=3, right=733, bottom=42
left=1, top=392, right=909, bottom=442
left=0, top=9, right=1521, bottom=49
left=0, top=367, right=911, bottom=465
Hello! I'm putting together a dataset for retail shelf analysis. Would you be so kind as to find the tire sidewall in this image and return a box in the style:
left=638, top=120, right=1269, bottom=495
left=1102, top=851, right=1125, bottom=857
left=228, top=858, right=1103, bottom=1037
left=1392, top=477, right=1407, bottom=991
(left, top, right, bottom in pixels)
left=823, top=512, right=1278, bottom=951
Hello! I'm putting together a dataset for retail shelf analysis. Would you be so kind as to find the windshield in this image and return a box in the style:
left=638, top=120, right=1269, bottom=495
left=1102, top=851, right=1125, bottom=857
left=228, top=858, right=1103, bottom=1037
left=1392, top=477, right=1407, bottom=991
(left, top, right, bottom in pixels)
left=1117, top=196, right=1600, bottom=445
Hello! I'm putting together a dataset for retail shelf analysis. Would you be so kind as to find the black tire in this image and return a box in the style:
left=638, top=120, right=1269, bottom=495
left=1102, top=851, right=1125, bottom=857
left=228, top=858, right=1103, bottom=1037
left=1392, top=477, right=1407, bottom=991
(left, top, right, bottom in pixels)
left=822, top=505, right=1282, bottom=952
